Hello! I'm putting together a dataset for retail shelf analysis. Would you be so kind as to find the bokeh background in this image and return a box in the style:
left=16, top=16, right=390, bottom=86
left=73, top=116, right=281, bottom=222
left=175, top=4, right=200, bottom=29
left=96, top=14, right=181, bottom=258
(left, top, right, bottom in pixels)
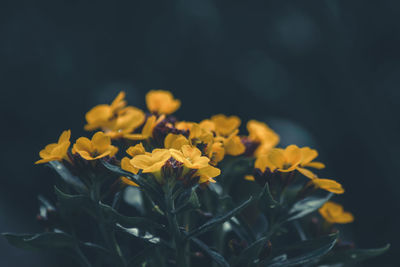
left=1, top=1, right=399, bottom=266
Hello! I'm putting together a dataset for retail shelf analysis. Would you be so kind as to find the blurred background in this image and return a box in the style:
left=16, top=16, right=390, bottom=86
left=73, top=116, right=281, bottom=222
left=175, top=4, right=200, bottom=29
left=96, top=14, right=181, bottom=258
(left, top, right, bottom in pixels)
left=1, top=0, right=399, bottom=266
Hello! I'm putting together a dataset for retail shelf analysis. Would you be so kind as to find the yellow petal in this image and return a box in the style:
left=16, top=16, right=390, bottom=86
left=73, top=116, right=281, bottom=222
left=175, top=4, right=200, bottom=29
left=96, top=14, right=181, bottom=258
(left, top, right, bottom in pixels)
left=296, top=167, right=317, bottom=179
left=146, top=90, right=181, bottom=114
left=244, top=175, right=255, bottom=181
left=126, top=143, right=146, bottom=157
left=164, top=133, right=189, bottom=150
left=300, top=147, right=318, bottom=165
left=255, top=154, right=275, bottom=172
left=91, top=131, right=111, bottom=153
left=211, top=114, right=241, bottom=136
left=110, top=91, right=126, bottom=111
left=121, top=157, right=139, bottom=174
left=268, top=148, right=286, bottom=169
left=284, top=145, right=302, bottom=168
left=304, top=161, right=325, bottom=169
left=224, top=133, right=245, bottom=156
left=58, top=130, right=71, bottom=144
left=120, top=176, right=139, bottom=187
left=313, top=179, right=344, bottom=194
left=73, top=137, right=93, bottom=154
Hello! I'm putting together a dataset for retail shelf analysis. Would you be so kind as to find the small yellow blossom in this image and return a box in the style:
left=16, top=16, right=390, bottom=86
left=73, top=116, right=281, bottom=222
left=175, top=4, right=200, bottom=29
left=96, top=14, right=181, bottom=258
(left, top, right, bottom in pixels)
left=247, top=120, right=280, bottom=156
left=207, top=142, right=225, bottom=165
left=199, top=119, right=216, bottom=132
left=211, top=114, right=241, bottom=136
left=35, top=130, right=71, bottom=164
left=170, top=145, right=210, bottom=169
left=121, top=143, right=148, bottom=177
left=84, top=92, right=126, bottom=131
left=164, top=133, right=190, bottom=150
left=312, top=178, right=345, bottom=194
left=104, top=107, right=145, bottom=139
left=319, top=201, right=354, bottom=224
left=130, top=149, right=171, bottom=174
left=146, top=90, right=181, bottom=115
left=222, top=130, right=246, bottom=156
left=124, top=115, right=164, bottom=141
left=267, top=145, right=303, bottom=172
left=295, top=147, right=326, bottom=179
left=72, top=131, right=118, bottom=160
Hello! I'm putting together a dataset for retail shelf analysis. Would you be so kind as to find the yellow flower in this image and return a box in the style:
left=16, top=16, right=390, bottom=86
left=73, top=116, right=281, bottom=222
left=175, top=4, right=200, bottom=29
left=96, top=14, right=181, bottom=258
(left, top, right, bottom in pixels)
left=35, top=130, right=71, bottom=164
left=124, top=115, right=164, bottom=140
left=247, top=120, right=280, bottom=156
left=207, top=142, right=225, bottom=165
left=223, top=129, right=245, bottom=156
left=72, top=131, right=118, bottom=160
left=188, top=123, right=214, bottom=145
left=319, top=201, right=354, bottom=224
left=121, top=143, right=148, bottom=176
left=197, top=165, right=221, bottom=184
left=164, top=133, right=190, bottom=150
left=267, top=145, right=303, bottom=172
left=84, top=91, right=126, bottom=131
left=295, top=147, right=326, bottom=179
left=170, top=145, right=210, bottom=169
left=254, top=154, right=273, bottom=172
left=130, top=149, right=171, bottom=174
left=211, top=114, right=241, bottom=136
left=104, top=107, right=145, bottom=139
left=199, top=119, right=216, bottom=132
left=311, top=178, right=345, bottom=194
left=146, top=90, right=181, bottom=115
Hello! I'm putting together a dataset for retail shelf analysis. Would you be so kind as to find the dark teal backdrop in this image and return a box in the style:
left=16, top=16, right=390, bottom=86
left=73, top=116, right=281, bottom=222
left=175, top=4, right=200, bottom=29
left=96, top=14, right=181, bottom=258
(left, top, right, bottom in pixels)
left=0, top=1, right=399, bottom=266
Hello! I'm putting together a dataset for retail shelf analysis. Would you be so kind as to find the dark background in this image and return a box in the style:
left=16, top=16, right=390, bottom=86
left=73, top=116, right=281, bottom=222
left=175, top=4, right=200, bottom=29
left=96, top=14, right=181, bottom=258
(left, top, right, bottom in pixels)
left=1, top=1, right=399, bottom=266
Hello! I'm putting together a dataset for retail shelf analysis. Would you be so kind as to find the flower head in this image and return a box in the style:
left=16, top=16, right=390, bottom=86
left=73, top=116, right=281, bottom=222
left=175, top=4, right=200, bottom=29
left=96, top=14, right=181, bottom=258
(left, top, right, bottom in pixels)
left=130, top=149, right=171, bottom=174
left=247, top=120, right=280, bottom=156
left=104, top=107, right=145, bottom=139
left=84, top=92, right=126, bottom=131
left=170, top=145, right=210, bottom=169
left=210, top=114, right=241, bottom=136
left=35, top=130, right=71, bottom=164
left=72, top=131, right=118, bottom=160
left=124, top=115, right=165, bottom=141
left=319, top=201, right=354, bottom=224
left=267, top=145, right=302, bottom=172
left=146, top=90, right=181, bottom=115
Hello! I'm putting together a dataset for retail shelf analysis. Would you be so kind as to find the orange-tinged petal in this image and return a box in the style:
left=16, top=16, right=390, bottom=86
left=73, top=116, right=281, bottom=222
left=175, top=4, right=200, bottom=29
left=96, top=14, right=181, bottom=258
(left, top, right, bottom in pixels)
left=126, top=143, right=146, bottom=157
left=120, top=176, right=139, bottom=187
left=110, top=91, right=126, bottom=111
left=199, top=119, right=215, bottom=132
left=91, top=131, right=111, bottom=153
left=313, top=178, right=344, bottom=194
left=164, top=133, right=189, bottom=150
left=197, top=165, right=220, bottom=183
left=224, top=132, right=245, bottom=156
left=244, top=175, right=255, bottom=181
left=58, top=130, right=71, bottom=144
left=284, top=145, right=302, bottom=167
left=296, top=167, right=317, bottom=179
left=84, top=105, right=113, bottom=130
left=304, top=161, right=325, bottom=169
left=121, top=157, right=139, bottom=174
left=211, top=114, right=241, bottom=136
left=73, top=137, right=93, bottom=154
left=300, top=147, right=318, bottom=165
left=319, top=201, right=354, bottom=224
left=255, top=154, right=275, bottom=172
left=146, top=90, right=181, bottom=114
left=268, top=148, right=286, bottom=169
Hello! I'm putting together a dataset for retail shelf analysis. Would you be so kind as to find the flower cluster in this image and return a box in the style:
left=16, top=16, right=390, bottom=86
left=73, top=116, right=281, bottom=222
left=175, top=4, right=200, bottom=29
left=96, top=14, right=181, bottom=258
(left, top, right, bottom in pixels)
left=36, top=90, right=353, bottom=226
left=22, top=89, right=391, bottom=267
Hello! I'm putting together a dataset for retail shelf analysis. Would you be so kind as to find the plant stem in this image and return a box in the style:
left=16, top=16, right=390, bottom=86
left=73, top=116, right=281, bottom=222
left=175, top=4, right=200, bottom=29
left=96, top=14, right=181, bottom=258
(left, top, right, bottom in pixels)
left=165, top=181, right=187, bottom=267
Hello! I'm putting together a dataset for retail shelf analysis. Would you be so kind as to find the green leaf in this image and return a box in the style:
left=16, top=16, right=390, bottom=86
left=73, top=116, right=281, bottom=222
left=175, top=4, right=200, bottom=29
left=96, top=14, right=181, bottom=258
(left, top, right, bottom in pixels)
left=258, top=183, right=279, bottom=213
left=191, top=237, right=230, bottom=267
left=54, top=186, right=96, bottom=218
left=101, top=160, right=164, bottom=208
left=285, top=193, right=332, bottom=222
left=2, top=231, right=76, bottom=251
left=99, top=202, right=164, bottom=231
left=48, top=161, right=87, bottom=192
left=231, top=237, right=268, bottom=267
left=318, top=244, right=390, bottom=265
left=262, top=233, right=338, bottom=267
left=187, top=197, right=253, bottom=239
left=173, top=187, right=200, bottom=214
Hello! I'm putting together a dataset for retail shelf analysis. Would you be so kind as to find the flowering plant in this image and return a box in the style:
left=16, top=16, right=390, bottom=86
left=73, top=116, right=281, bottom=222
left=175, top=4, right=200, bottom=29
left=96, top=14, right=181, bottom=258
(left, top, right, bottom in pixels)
left=3, top=90, right=388, bottom=267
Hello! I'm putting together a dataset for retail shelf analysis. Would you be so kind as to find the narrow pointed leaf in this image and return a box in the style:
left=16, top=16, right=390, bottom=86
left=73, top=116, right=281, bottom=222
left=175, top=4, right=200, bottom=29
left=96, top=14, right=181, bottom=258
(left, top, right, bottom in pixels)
left=318, top=244, right=390, bottom=265
left=262, top=233, right=338, bottom=267
left=48, top=161, right=87, bottom=192
left=2, top=231, right=76, bottom=250
left=54, top=186, right=96, bottom=217
left=187, top=197, right=253, bottom=239
left=191, top=237, right=230, bottom=267
left=286, top=193, right=332, bottom=222
left=99, top=202, right=164, bottom=231
left=231, top=237, right=268, bottom=267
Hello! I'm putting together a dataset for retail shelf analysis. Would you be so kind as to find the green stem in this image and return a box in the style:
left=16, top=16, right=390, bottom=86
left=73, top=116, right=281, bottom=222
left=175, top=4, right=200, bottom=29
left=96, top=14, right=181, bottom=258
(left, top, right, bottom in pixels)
left=165, top=181, right=186, bottom=267
left=91, top=180, right=126, bottom=267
